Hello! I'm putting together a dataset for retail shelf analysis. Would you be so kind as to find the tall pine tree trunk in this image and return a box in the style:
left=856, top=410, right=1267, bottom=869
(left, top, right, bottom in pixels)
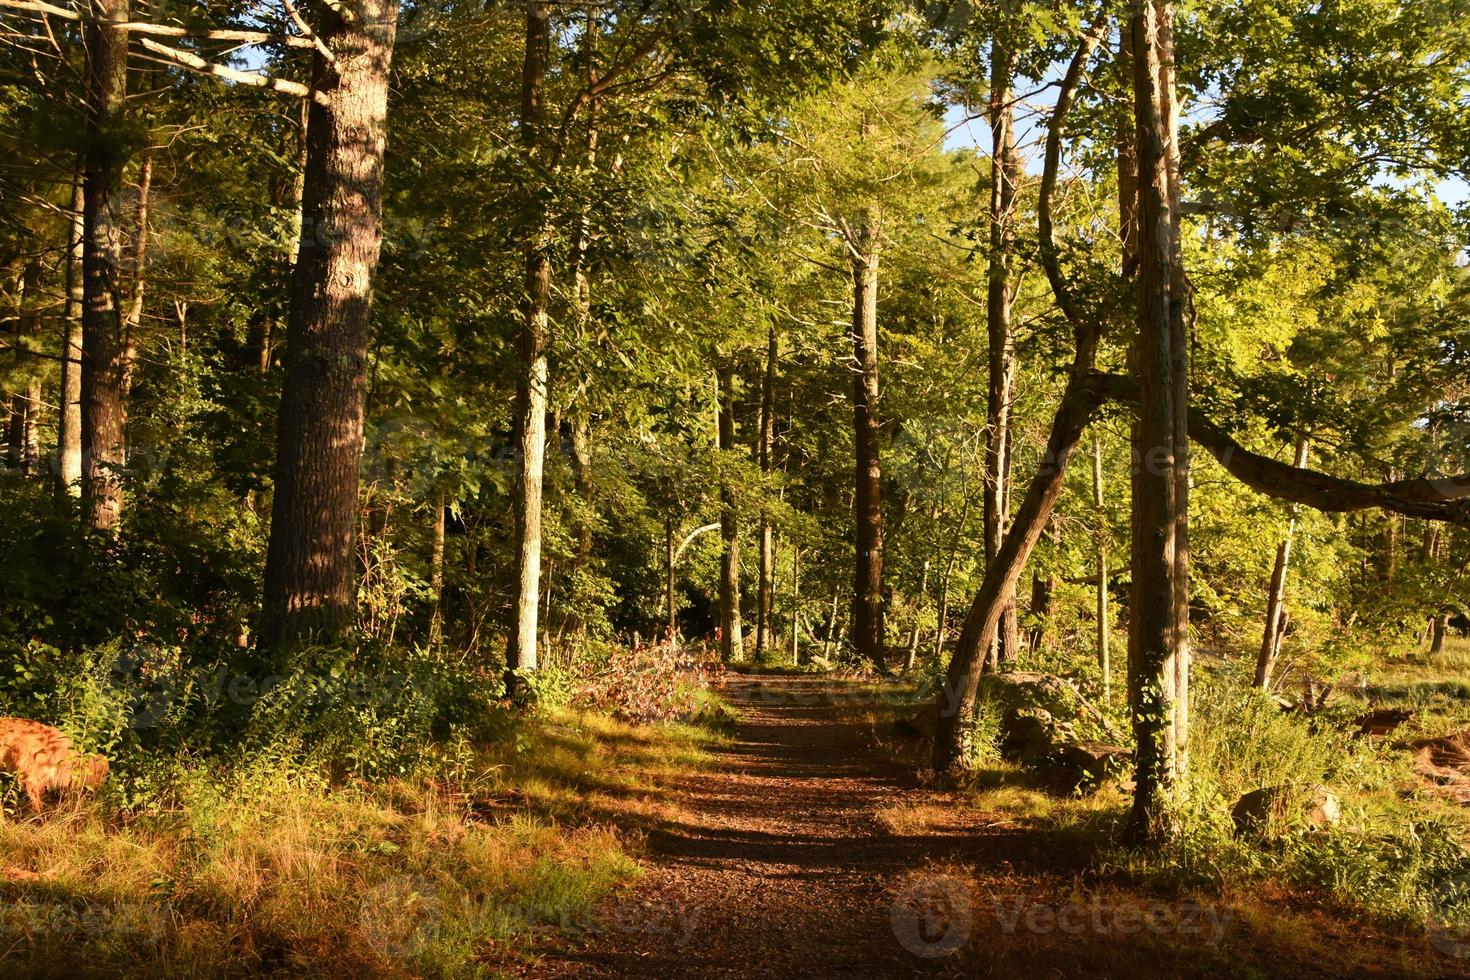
left=7, top=259, right=41, bottom=474
left=80, top=0, right=129, bottom=530
left=58, top=170, right=84, bottom=495
left=507, top=0, right=552, bottom=681
left=1254, top=435, right=1310, bottom=689
left=1127, top=0, right=1190, bottom=846
left=755, top=322, right=778, bottom=659
left=260, top=0, right=399, bottom=648
left=850, top=213, right=886, bottom=672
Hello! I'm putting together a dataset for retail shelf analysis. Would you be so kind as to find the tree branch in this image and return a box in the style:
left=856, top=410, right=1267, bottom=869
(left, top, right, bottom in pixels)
left=0, top=0, right=321, bottom=48
left=137, top=37, right=325, bottom=105
left=1097, top=373, right=1470, bottom=524
left=1038, top=4, right=1108, bottom=365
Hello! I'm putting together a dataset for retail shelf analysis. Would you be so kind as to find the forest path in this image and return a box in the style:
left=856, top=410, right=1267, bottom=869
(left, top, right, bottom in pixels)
left=525, top=675, right=1434, bottom=979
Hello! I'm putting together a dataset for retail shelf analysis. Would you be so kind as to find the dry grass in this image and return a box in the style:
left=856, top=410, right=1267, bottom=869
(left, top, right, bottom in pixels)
left=0, top=707, right=723, bottom=978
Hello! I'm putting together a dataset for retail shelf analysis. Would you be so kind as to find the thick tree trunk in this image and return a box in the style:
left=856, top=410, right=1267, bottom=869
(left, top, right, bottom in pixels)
left=717, top=365, right=743, bottom=662
left=507, top=0, right=552, bottom=681
left=986, top=14, right=1022, bottom=671
left=1127, top=0, right=1190, bottom=846
left=58, top=171, right=85, bottom=495
left=80, top=0, right=129, bottom=530
left=1255, top=435, right=1310, bottom=689
left=755, top=323, right=778, bottom=659
left=1431, top=614, right=1449, bottom=655
left=850, top=214, right=886, bottom=672
left=260, top=0, right=399, bottom=648
left=1093, top=436, right=1111, bottom=702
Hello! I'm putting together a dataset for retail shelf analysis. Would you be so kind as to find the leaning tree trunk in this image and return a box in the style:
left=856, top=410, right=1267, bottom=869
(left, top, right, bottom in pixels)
left=260, top=0, right=399, bottom=648
left=985, top=11, right=1022, bottom=670
left=850, top=213, right=886, bottom=672
left=1254, top=435, right=1310, bottom=689
left=506, top=0, right=553, bottom=682
left=755, top=322, right=778, bottom=659
left=932, top=376, right=1109, bottom=773
left=58, top=169, right=85, bottom=495
left=80, top=0, right=129, bottom=530
left=717, top=364, right=743, bottom=662
left=931, top=10, right=1108, bottom=776
left=1126, top=0, right=1190, bottom=847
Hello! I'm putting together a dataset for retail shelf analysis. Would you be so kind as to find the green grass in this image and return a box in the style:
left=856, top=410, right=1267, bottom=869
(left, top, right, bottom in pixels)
left=0, top=707, right=726, bottom=978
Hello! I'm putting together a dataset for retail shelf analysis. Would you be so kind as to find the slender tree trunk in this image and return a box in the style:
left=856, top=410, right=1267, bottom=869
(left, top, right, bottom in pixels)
left=7, top=259, right=41, bottom=474
left=1254, top=435, right=1310, bottom=689
left=120, top=147, right=152, bottom=399
left=1127, top=0, right=1190, bottom=846
left=507, top=0, right=552, bottom=681
left=850, top=213, right=886, bottom=672
left=260, top=0, right=399, bottom=648
left=1027, top=517, right=1061, bottom=653
left=665, top=516, right=678, bottom=645
left=823, top=581, right=841, bottom=661
left=717, top=364, right=743, bottom=662
left=755, top=322, right=778, bottom=659
left=986, top=13, right=1022, bottom=670
left=790, top=545, right=801, bottom=663
left=906, top=557, right=930, bottom=671
left=80, top=0, right=129, bottom=530
left=58, top=170, right=85, bottom=495
left=1093, top=436, right=1111, bottom=702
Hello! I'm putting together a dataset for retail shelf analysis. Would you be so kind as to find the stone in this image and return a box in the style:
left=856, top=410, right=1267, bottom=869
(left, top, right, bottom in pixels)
left=1232, top=784, right=1341, bottom=837
left=1053, top=741, right=1132, bottom=789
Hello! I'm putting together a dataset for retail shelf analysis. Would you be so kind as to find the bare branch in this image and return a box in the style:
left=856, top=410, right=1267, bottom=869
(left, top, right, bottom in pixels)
left=137, top=36, right=325, bottom=105
left=0, top=0, right=320, bottom=47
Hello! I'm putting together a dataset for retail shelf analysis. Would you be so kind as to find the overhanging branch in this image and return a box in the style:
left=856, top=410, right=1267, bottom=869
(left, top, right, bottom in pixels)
left=1097, top=373, right=1470, bottom=524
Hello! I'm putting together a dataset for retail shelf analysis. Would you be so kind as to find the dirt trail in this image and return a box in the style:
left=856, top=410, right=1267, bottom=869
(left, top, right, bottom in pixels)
left=529, top=676, right=1447, bottom=979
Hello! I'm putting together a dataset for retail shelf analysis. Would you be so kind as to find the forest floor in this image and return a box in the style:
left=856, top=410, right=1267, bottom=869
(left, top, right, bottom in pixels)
left=519, top=674, right=1461, bottom=980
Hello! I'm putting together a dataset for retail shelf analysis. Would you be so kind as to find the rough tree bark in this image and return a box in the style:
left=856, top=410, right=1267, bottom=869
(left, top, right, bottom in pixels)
left=850, top=211, right=886, bottom=671
left=985, top=4, right=1023, bottom=669
left=507, top=0, right=552, bottom=681
left=1126, top=0, right=1190, bottom=846
left=717, top=364, right=743, bottom=662
left=260, top=0, right=399, bottom=648
left=80, top=0, right=129, bottom=530
left=1254, top=435, right=1310, bottom=689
